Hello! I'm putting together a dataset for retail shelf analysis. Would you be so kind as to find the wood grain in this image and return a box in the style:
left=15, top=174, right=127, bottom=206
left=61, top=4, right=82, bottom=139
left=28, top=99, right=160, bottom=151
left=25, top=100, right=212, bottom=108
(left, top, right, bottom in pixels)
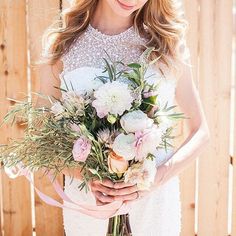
left=0, top=1, right=32, bottom=235
left=231, top=10, right=236, bottom=234
left=197, top=0, right=233, bottom=235
left=179, top=1, right=199, bottom=235
left=27, top=1, right=64, bottom=235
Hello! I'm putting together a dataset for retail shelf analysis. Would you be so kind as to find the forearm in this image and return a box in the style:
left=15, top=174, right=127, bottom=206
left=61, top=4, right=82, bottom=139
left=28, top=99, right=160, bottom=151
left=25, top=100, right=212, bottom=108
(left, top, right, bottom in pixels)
left=61, top=166, right=83, bottom=180
left=155, top=126, right=210, bottom=187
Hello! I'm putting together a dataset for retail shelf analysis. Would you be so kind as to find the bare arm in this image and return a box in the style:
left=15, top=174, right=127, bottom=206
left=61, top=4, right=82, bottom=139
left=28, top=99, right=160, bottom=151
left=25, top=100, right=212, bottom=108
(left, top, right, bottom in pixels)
left=37, top=60, right=62, bottom=106
left=37, top=60, right=83, bottom=180
left=154, top=57, right=211, bottom=187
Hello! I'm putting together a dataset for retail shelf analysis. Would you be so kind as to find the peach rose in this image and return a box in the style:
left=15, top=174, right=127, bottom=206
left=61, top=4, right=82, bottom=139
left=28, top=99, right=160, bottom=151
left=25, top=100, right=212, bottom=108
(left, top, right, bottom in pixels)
left=108, top=151, right=129, bottom=176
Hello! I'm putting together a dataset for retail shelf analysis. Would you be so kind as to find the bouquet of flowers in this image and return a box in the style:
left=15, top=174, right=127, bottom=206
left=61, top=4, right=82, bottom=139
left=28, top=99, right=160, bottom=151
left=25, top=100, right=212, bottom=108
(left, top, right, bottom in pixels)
left=0, top=48, right=186, bottom=236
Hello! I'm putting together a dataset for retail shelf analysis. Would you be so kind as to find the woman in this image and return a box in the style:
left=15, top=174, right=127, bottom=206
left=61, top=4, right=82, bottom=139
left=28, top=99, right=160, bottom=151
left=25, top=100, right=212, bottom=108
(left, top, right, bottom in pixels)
left=39, top=0, right=210, bottom=235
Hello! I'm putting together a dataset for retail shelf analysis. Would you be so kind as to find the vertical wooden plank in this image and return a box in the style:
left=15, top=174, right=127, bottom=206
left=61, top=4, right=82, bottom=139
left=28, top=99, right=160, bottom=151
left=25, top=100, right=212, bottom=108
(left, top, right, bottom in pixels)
left=0, top=1, right=32, bottom=235
left=231, top=3, right=236, bottom=233
left=28, top=0, right=61, bottom=93
left=27, top=1, right=64, bottom=235
left=232, top=86, right=236, bottom=234
left=0, top=173, right=2, bottom=236
left=179, top=1, right=199, bottom=235
left=198, top=1, right=233, bottom=235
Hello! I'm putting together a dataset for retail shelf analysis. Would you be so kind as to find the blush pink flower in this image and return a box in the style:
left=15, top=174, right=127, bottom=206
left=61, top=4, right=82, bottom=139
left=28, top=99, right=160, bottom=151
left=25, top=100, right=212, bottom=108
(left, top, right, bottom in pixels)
left=134, top=125, right=162, bottom=161
left=124, top=158, right=157, bottom=190
left=72, top=136, right=91, bottom=162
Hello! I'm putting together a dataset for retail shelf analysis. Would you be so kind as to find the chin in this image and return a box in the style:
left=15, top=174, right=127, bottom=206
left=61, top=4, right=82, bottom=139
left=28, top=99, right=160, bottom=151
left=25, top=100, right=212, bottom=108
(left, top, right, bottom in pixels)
left=107, top=0, right=139, bottom=17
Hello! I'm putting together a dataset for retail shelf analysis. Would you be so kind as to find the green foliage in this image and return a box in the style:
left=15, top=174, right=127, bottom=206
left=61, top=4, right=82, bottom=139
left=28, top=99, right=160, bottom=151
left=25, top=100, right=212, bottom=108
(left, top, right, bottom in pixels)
left=0, top=47, right=186, bottom=190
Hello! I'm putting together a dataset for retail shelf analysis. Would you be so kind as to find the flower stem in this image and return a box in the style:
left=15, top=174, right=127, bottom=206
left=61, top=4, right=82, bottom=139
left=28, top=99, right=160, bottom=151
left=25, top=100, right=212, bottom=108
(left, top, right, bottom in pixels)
left=106, top=214, right=132, bottom=236
left=113, top=215, right=118, bottom=235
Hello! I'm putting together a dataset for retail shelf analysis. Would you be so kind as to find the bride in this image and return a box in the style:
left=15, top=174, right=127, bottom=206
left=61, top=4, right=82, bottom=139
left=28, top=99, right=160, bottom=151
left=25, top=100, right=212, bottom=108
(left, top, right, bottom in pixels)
left=38, top=0, right=210, bottom=235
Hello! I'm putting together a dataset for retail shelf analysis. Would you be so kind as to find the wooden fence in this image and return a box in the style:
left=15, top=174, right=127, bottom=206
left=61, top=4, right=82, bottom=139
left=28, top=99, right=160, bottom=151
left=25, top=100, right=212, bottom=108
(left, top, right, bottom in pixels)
left=0, top=0, right=235, bottom=235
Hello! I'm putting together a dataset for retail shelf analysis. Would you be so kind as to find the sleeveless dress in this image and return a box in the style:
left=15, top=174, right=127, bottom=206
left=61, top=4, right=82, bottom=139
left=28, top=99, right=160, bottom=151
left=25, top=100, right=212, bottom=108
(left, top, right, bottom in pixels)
left=59, top=24, right=182, bottom=236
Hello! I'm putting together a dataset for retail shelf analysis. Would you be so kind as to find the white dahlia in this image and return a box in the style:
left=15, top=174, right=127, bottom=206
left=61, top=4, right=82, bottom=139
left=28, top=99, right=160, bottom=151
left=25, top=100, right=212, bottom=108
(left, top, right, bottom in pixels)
left=92, top=81, right=134, bottom=118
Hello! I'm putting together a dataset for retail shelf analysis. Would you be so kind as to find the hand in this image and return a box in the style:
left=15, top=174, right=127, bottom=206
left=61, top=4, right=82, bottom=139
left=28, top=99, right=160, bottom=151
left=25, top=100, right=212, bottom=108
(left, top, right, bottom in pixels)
left=113, top=182, right=151, bottom=203
left=89, top=178, right=117, bottom=206
left=89, top=178, right=138, bottom=206
left=116, top=164, right=170, bottom=204
left=112, top=181, right=141, bottom=203
left=116, top=164, right=169, bottom=204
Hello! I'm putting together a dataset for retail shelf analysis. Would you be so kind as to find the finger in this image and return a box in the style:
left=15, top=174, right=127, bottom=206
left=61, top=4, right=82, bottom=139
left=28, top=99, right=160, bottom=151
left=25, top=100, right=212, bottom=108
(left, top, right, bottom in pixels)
left=111, top=185, right=138, bottom=196
left=93, top=191, right=115, bottom=203
left=92, top=178, right=114, bottom=188
left=92, top=183, right=118, bottom=196
left=114, top=192, right=139, bottom=201
left=95, top=198, right=105, bottom=206
left=90, top=179, right=113, bottom=189
left=113, top=181, right=136, bottom=189
left=97, top=178, right=115, bottom=188
left=123, top=191, right=149, bottom=203
left=94, top=184, right=138, bottom=196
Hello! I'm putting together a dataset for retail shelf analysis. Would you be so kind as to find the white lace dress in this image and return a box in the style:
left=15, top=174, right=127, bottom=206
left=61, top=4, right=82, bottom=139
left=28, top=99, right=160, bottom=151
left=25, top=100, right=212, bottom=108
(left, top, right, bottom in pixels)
left=59, top=24, right=182, bottom=236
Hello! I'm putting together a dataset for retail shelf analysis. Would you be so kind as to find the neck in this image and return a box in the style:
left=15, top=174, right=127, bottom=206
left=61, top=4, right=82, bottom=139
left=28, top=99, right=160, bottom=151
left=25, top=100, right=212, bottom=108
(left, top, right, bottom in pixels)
left=91, top=1, right=133, bottom=35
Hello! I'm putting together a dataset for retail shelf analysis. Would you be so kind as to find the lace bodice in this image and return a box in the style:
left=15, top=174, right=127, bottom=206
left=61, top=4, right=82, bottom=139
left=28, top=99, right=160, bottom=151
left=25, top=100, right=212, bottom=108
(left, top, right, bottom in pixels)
left=60, top=24, right=148, bottom=75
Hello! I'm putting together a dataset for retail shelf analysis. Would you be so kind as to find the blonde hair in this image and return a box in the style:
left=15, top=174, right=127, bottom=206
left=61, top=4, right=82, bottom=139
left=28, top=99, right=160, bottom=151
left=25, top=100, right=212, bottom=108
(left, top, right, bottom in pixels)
left=40, top=0, right=190, bottom=77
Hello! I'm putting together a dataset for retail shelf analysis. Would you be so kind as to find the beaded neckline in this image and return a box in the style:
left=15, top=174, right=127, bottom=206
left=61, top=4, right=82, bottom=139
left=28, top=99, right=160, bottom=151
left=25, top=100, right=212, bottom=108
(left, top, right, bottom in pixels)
left=61, top=22, right=149, bottom=74
left=87, top=23, right=136, bottom=41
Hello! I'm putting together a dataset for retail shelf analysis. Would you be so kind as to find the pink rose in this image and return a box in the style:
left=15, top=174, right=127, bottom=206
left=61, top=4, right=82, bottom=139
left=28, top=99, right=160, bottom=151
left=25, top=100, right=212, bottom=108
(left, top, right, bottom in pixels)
left=72, top=136, right=91, bottom=162
left=108, top=151, right=129, bottom=175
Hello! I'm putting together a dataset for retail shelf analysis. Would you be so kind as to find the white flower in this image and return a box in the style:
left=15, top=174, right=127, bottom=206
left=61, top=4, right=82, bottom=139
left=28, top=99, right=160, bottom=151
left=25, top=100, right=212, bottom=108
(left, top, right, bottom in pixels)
left=51, top=101, right=65, bottom=120
left=120, top=110, right=153, bottom=133
left=92, top=81, right=134, bottom=118
left=112, top=133, right=136, bottom=161
left=124, top=158, right=157, bottom=190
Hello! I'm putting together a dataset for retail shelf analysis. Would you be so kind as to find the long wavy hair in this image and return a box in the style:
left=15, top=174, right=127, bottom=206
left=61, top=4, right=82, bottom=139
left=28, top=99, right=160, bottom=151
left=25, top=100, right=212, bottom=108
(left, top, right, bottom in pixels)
left=40, top=0, right=190, bottom=77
